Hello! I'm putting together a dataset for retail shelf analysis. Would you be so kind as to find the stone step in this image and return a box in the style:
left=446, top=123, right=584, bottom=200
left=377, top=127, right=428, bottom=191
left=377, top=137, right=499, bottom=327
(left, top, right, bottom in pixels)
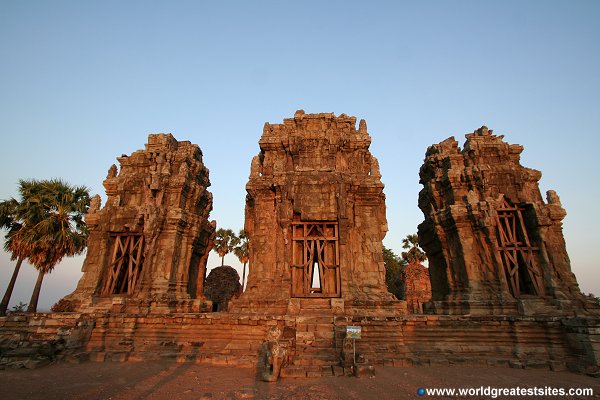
left=292, top=319, right=338, bottom=368
left=518, top=298, right=567, bottom=316
left=297, top=310, right=337, bottom=316
left=300, top=299, right=332, bottom=310
left=280, top=365, right=340, bottom=378
left=291, top=354, right=339, bottom=366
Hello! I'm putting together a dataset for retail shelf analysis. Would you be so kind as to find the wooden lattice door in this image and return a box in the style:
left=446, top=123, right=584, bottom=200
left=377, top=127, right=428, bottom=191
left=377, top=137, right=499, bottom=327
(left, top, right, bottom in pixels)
left=495, top=197, right=543, bottom=298
left=291, top=222, right=340, bottom=297
left=101, top=234, right=144, bottom=295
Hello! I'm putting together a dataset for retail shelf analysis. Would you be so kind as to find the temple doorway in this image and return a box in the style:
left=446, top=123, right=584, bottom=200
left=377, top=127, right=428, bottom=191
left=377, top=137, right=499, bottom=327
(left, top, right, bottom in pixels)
left=290, top=221, right=340, bottom=297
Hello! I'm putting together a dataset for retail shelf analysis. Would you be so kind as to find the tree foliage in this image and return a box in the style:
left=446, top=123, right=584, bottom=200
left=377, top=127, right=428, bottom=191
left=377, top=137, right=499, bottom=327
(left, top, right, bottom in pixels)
left=0, top=197, right=24, bottom=316
left=0, top=179, right=90, bottom=314
left=10, top=301, right=27, bottom=313
left=212, top=228, right=237, bottom=266
left=233, top=229, right=249, bottom=289
left=203, top=265, right=242, bottom=312
left=383, top=245, right=405, bottom=300
left=401, top=233, right=427, bottom=264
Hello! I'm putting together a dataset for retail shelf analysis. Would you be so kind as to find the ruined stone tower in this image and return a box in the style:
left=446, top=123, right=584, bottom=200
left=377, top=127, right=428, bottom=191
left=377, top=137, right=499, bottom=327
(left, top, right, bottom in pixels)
left=3, top=120, right=599, bottom=377
left=231, top=111, right=404, bottom=315
left=418, top=126, right=595, bottom=315
left=64, top=133, right=215, bottom=313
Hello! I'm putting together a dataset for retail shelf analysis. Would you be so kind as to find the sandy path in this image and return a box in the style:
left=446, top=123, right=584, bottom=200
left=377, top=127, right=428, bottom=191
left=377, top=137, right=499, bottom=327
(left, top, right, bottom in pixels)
left=1, top=361, right=599, bottom=400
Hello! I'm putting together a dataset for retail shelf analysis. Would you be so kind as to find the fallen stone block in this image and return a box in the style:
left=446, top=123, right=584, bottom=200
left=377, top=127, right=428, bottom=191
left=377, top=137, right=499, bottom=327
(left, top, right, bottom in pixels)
left=24, top=358, right=51, bottom=369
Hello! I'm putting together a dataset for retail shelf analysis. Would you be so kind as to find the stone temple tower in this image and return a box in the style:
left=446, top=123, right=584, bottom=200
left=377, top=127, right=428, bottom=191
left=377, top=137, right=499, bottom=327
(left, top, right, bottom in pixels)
left=64, top=134, right=215, bottom=313
left=418, top=126, right=596, bottom=316
left=230, top=111, right=404, bottom=316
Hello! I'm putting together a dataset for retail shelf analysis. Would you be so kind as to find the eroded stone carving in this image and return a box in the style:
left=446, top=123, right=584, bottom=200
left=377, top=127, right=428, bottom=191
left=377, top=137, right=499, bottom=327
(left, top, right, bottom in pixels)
left=231, top=111, right=404, bottom=315
left=107, top=164, right=117, bottom=179
left=261, top=326, right=288, bottom=382
left=418, top=126, right=597, bottom=315
left=63, top=133, right=215, bottom=313
left=88, top=194, right=101, bottom=214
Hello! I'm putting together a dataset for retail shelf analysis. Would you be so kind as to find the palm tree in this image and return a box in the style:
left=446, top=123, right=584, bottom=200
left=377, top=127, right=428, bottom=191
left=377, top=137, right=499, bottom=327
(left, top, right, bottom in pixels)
left=27, top=179, right=90, bottom=312
left=212, top=228, right=237, bottom=266
left=401, top=233, right=427, bottom=264
left=0, top=197, right=26, bottom=316
left=1, top=179, right=90, bottom=313
left=233, top=229, right=249, bottom=290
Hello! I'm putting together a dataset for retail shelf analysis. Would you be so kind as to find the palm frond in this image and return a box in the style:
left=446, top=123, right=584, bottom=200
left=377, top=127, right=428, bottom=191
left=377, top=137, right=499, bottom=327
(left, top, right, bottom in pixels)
left=1, top=178, right=91, bottom=271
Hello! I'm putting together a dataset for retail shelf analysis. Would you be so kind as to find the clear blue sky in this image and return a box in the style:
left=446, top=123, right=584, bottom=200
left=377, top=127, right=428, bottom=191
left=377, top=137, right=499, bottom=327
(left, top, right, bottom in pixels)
left=1, top=1, right=599, bottom=310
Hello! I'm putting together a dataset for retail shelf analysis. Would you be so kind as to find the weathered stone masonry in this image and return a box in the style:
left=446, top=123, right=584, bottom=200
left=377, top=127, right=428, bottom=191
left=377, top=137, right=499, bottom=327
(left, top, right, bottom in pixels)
left=232, top=110, right=403, bottom=316
left=2, top=312, right=598, bottom=376
left=1, top=117, right=599, bottom=377
left=63, top=133, right=215, bottom=313
left=418, top=126, right=597, bottom=317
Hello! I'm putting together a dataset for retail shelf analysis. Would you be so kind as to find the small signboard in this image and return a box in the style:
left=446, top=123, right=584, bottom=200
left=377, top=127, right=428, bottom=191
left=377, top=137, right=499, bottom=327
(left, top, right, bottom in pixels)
left=346, top=325, right=362, bottom=339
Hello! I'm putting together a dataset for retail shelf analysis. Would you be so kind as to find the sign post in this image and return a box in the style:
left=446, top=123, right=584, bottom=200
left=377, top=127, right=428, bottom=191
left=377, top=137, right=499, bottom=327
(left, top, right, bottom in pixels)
left=346, top=326, right=362, bottom=365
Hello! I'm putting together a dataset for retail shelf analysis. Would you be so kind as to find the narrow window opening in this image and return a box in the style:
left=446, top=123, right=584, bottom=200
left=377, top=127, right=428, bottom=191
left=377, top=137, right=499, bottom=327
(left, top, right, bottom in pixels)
left=310, top=259, right=322, bottom=293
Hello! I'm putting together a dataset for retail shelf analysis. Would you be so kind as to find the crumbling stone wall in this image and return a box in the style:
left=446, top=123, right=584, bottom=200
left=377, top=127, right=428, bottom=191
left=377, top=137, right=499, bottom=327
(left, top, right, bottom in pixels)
left=232, top=111, right=403, bottom=315
left=2, top=311, right=598, bottom=375
left=64, top=134, right=215, bottom=313
left=418, top=126, right=596, bottom=316
left=403, top=263, right=432, bottom=313
left=0, top=313, right=94, bottom=368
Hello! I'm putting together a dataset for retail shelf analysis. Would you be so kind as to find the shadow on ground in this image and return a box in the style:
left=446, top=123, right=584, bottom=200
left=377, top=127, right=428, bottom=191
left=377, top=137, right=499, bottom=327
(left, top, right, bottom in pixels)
left=1, top=361, right=599, bottom=400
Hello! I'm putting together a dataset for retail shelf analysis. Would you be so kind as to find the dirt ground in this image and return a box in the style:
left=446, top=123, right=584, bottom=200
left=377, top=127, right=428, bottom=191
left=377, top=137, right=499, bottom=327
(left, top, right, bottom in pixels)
left=1, top=361, right=599, bottom=400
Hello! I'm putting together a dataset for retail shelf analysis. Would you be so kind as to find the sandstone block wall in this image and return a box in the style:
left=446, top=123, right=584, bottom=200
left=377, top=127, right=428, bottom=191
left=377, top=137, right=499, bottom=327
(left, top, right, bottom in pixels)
left=3, top=312, right=598, bottom=377
left=0, top=313, right=94, bottom=368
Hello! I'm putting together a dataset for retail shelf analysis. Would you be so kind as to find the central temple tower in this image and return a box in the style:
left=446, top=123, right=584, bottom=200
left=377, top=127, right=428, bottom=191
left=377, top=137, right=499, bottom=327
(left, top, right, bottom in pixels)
left=231, top=111, right=404, bottom=315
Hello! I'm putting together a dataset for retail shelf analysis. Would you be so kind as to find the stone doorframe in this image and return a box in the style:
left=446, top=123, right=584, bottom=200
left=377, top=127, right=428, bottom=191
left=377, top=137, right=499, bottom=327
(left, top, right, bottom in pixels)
left=290, top=222, right=340, bottom=297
